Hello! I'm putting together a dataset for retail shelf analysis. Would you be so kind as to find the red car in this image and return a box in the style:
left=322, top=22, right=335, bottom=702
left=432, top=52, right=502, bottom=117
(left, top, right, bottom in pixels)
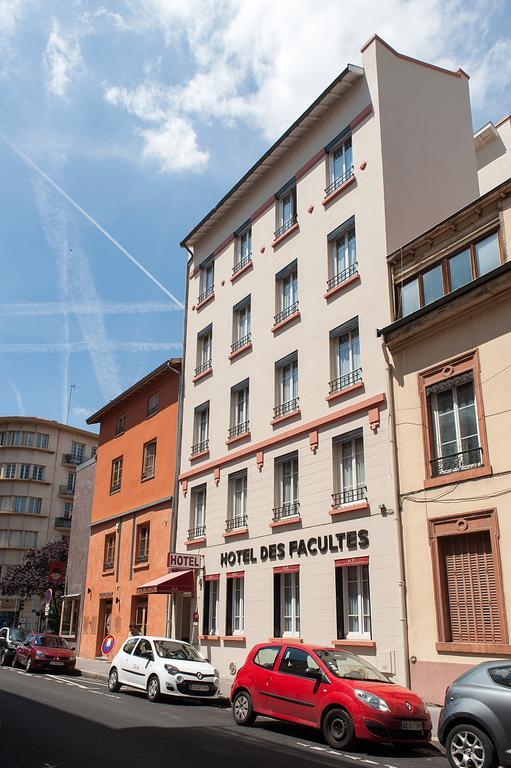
left=14, top=633, right=76, bottom=673
left=231, top=643, right=431, bottom=750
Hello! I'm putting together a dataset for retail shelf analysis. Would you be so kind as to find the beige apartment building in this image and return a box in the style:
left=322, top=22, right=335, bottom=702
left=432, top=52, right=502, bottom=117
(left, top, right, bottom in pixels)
left=381, top=175, right=511, bottom=704
left=0, top=417, right=98, bottom=630
left=172, top=35, right=503, bottom=688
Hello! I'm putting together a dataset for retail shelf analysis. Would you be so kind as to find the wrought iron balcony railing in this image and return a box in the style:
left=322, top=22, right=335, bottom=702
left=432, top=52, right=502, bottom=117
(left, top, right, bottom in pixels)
left=197, top=284, right=214, bottom=304
left=272, top=502, right=300, bottom=522
left=431, top=447, right=483, bottom=477
left=54, top=516, right=72, bottom=529
left=274, top=213, right=298, bottom=239
left=274, top=301, right=299, bottom=326
left=329, top=367, right=362, bottom=394
left=332, top=486, right=367, bottom=508
left=228, top=421, right=249, bottom=439
left=233, top=253, right=252, bottom=275
left=62, top=453, right=84, bottom=466
left=325, top=165, right=354, bottom=196
left=273, top=398, right=299, bottom=419
left=58, top=485, right=75, bottom=497
left=194, top=359, right=212, bottom=377
left=225, top=515, right=248, bottom=532
left=191, top=439, right=209, bottom=455
left=231, top=333, right=251, bottom=353
left=327, top=262, right=358, bottom=291
left=188, top=525, right=206, bottom=540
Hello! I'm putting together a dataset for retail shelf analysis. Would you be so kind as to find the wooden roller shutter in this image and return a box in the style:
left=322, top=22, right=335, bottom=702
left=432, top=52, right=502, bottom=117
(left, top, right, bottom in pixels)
left=441, top=530, right=502, bottom=643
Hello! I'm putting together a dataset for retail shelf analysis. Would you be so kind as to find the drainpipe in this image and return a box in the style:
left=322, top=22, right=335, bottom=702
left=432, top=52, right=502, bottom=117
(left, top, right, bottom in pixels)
left=165, top=244, right=192, bottom=637
left=382, top=340, right=411, bottom=688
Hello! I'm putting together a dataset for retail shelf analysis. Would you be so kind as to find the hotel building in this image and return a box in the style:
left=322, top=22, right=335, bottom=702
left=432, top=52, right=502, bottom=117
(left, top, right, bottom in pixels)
left=173, top=35, right=494, bottom=687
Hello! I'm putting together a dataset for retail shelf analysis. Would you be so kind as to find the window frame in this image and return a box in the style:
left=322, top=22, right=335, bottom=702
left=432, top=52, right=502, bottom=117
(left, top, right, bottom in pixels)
left=135, top=523, right=150, bottom=564
left=147, top=392, right=159, bottom=417
left=280, top=571, right=300, bottom=637
left=327, top=135, right=353, bottom=194
left=342, top=564, right=371, bottom=640
left=110, top=456, right=123, bottom=493
left=235, top=226, right=252, bottom=270
left=103, top=533, right=116, bottom=571
left=115, top=415, right=126, bottom=436
left=333, top=433, right=366, bottom=506
left=141, top=440, right=157, bottom=481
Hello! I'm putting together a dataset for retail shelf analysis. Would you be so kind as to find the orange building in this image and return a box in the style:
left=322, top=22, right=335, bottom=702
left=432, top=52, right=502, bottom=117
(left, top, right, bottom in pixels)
left=80, top=359, right=181, bottom=659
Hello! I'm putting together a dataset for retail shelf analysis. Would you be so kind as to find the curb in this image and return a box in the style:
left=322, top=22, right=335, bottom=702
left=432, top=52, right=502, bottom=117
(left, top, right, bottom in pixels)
left=76, top=669, right=109, bottom=682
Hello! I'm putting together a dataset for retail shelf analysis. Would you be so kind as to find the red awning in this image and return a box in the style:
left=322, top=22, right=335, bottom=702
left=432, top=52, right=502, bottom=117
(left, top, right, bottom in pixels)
left=136, top=570, right=194, bottom=595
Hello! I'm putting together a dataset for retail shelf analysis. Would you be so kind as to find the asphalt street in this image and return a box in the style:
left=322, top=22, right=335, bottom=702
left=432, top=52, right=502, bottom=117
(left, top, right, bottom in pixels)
left=0, top=666, right=447, bottom=768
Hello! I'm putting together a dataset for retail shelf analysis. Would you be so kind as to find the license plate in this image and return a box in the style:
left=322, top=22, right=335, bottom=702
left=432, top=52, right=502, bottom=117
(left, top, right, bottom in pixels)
left=401, top=720, right=423, bottom=731
left=49, top=661, right=64, bottom=666
left=189, top=684, right=209, bottom=692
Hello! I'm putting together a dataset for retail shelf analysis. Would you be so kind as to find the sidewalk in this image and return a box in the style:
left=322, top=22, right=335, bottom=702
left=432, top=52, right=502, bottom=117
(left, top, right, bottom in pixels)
left=76, top=657, right=110, bottom=682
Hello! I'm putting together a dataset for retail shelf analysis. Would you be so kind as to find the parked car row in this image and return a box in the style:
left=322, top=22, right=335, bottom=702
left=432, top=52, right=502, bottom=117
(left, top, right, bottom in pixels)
left=0, top=629, right=76, bottom=672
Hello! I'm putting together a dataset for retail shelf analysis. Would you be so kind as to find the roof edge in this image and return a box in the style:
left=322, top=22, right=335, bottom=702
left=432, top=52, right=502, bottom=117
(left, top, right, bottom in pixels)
left=361, top=34, right=469, bottom=80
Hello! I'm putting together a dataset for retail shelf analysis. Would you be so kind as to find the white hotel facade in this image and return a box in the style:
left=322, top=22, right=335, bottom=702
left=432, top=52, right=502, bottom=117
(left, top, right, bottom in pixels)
left=173, top=35, right=488, bottom=686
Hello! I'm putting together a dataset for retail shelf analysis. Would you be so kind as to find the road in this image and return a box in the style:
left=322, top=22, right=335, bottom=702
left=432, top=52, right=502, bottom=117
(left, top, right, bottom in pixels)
left=0, top=666, right=446, bottom=768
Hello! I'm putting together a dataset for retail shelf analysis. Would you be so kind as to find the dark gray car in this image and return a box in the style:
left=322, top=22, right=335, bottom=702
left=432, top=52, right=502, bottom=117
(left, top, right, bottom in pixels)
left=439, top=661, right=511, bottom=768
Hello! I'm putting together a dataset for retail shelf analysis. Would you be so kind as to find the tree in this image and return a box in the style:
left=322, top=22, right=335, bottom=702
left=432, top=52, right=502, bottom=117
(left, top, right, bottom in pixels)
left=0, top=538, right=69, bottom=633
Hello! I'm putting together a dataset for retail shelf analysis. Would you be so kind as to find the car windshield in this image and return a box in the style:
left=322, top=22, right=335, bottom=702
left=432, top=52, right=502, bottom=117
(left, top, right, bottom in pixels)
left=315, top=649, right=390, bottom=683
left=153, top=640, right=205, bottom=662
left=10, top=629, right=27, bottom=642
left=35, top=636, right=70, bottom=648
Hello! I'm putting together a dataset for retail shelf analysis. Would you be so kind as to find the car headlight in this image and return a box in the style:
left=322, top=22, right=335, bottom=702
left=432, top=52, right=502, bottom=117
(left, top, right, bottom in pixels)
left=354, top=689, right=390, bottom=712
left=164, top=665, right=180, bottom=675
left=36, top=651, right=46, bottom=658
left=69, top=656, right=76, bottom=661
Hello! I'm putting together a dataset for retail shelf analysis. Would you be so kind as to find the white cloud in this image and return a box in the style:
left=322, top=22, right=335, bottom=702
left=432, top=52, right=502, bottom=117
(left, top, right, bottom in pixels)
left=141, top=117, right=208, bottom=173
left=0, top=341, right=182, bottom=353
left=44, top=18, right=83, bottom=97
left=0, top=300, right=180, bottom=317
left=0, top=0, right=31, bottom=43
left=6, top=377, right=25, bottom=415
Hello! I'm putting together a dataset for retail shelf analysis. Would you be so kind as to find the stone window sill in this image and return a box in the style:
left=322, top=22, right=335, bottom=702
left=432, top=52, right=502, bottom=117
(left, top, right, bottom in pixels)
left=269, top=515, right=301, bottom=529
left=332, top=639, right=376, bottom=649
left=436, top=641, right=511, bottom=654
left=271, top=222, right=299, bottom=249
left=195, top=292, right=215, bottom=311
left=226, top=431, right=251, bottom=446
left=133, top=561, right=149, bottom=571
left=271, top=409, right=301, bottom=426
left=329, top=501, right=369, bottom=515
left=223, top=527, right=249, bottom=539
left=199, top=635, right=221, bottom=642
left=192, top=367, right=213, bottom=384
left=324, top=272, right=360, bottom=300
left=185, top=537, right=207, bottom=548
left=322, top=174, right=356, bottom=206
left=230, top=261, right=253, bottom=283
left=189, top=449, right=210, bottom=462
left=424, top=464, right=492, bottom=489
left=221, top=635, right=246, bottom=642
left=272, top=311, right=300, bottom=334
left=326, top=381, right=364, bottom=403
left=228, top=342, right=252, bottom=360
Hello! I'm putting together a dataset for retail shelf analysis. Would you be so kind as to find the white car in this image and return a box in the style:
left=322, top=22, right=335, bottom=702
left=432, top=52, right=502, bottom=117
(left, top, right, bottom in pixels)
left=108, top=636, right=220, bottom=702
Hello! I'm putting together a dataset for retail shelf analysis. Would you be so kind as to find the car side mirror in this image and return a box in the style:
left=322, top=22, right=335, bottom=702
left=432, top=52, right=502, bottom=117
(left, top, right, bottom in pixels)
left=306, top=668, right=323, bottom=682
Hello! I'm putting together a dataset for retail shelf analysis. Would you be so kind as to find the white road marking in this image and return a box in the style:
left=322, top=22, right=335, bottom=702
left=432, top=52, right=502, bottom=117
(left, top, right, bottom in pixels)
left=296, top=743, right=382, bottom=765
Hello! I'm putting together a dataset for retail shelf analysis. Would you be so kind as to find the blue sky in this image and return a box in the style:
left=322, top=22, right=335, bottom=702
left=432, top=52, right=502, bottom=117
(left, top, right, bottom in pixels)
left=1, top=0, right=510, bottom=432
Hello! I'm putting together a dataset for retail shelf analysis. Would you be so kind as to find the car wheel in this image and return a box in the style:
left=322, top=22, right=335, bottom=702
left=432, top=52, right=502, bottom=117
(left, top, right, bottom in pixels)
left=147, top=675, right=161, bottom=703
left=108, top=668, right=121, bottom=692
left=232, top=690, right=256, bottom=726
left=447, top=724, right=496, bottom=768
left=322, top=708, right=356, bottom=750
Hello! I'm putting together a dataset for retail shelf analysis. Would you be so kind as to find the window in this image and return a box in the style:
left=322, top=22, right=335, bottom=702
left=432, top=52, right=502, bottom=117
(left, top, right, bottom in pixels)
left=326, top=135, right=353, bottom=196
left=203, top=577, right=219, bottom=635
left=328, top=221, right=357, bottom=290
left=333, top=431, right=366, bottom=507
left=133, top=637, right=152, bottom=657
left=234, top=225, right=252, bottom=274
left=60, top=597, right=79, bottom=636
left=229, top=380, right=249, bottom=438
left=330, top=319, right=361, bottom=394
left=103, top=533, right=116, bottom=570
left=147, top=393, right=159, bottom=417
left=428, top=375, right=481, bottom=476
left=232, top=296, right=251, bottom=352
left=71, top=442, right=85, bottom=463
left=91, top=447, right=97, bottom=458
left=192, top=403, right=209, bottom=455
left=398, top=231, right=502, bottom=318
left=488, top=666, right=511, bottom=689
left=335, top=562, right=371, bottom=640
left=7, top=496, right=42, bottom=515
left=19, top=464, right=30, bottom=480
left=273, top=452, right=299, bottom=521
left=122, top=638, right=139, bottom=655
left=136, top=523, right=150, bottom=563
left=274, top=352, right=299, bottom=419
left=429, top=511, right=507, bottom=647
left=189, top=485, right=206, bottom=539
left=110, top=457, right=123, bottom=493
left=227, top=471, right=247, bottom=531
left=226, top=574, right=244, bottom=635
left=36, top=433, right=49, bottom=449
left=142, top=440, right=156, bottom=480
left=115, top=415, right=126, bottom=436
left=133, top=597, right=148, bottom=635
left=273, top=569, right=300, bottom=637
left=198, top=258, right=214, bottom=303
left=253, top=646, right=280, bottom=669
left=0, top=530, right=37, bottom=548
left=275, top=181, right=297, bottom=239
left=7, top=431, right=21, bottom=446
left=195, top=325, right=212, bottom=377
left=278, top=646, right=320, bottom=677
left=0, top=464, right=16, bottom=479
left=63, top=502, right=73, bottom=518
left=66, top=472, right=75, bottom=492
left=275, top=260, right=298, bottom=326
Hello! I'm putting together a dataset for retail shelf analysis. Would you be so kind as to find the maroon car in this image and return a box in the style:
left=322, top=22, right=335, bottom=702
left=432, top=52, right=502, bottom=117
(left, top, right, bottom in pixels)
left=14, top=633, right=76, bottom=673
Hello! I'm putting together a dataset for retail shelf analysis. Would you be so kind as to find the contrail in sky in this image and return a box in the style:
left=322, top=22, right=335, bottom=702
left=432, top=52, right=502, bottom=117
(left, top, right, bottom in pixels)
left=0, top=134, right=185, bottom=309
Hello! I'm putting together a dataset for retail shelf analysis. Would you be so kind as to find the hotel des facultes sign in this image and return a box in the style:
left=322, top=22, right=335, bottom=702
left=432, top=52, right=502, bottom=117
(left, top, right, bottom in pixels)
left=220, top=529, right=369, bottom=568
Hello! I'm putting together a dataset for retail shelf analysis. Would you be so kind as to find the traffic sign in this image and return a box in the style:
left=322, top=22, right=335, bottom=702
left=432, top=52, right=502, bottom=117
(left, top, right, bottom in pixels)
left=101, top=634, right=115, bottom=655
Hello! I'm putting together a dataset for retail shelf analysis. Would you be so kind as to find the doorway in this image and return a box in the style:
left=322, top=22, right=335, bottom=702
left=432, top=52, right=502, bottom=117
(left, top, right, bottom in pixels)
left=96, top=598, right=113, bottom=656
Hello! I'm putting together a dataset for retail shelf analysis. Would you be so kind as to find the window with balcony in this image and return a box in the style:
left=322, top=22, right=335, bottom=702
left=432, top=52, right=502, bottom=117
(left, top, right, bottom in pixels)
left=110, top=456, right=123, bottom=493
left=71, top=441, right=85, bottom=463
left=233, top=224, right=252, bottom=275
left=0, top=496, right=42, bottom=514
left=189, top=484, right=206, bottom=540
left=327, top=218, right=357, bottom=292
left=273, top=451, right=299, bottom=522
left=274, top=352, right=299, bottom=421
left=20, top=431, right=49, bottom=449
left=397, top=231, right=502, bottom=318
left=0, top=463, right=16, bottom=479
left=115, top=415, right=126, bottom=436
left=231, top=296, right=251, bottom=354
left=229, top=380, right=249, bottom=439
left=273, top=569, right=300, bottom=637
left=335, top=560, right=371, bottom=640
left=147, top=392, right=159, bottom=417
left=274, top=260, right=298, bottom=327
left=428, top=375, right=481, bottom=477
left=332, top=430, right=366, bottom=508
left=63, top=502, right=73, bottom=518
left=135, top=523, right=150, bottom=563
left=203, top=576, right=219, bottom=635
left=274, top=180, right=297, bottom=239
left=141, top=440, right=156, bottom=480
left=195, top=324, right=212, bottom=378
left=329, top=318, right=361, bottom=395
left=227, top=470, right=247, bottom=532
left=226, top=574, right=244, bottom=635
left=103, top=533, right=116, bottom=570
left=198, top=257, right=214, bottom=304
left=192, top=402, right=209, bottom=456
left=326, top=134, right=353, bottom=196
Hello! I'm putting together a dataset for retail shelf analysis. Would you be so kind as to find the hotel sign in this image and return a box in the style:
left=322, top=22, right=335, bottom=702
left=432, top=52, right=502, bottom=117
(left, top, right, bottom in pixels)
left=168, top=552, right=204, bottom=570
left=220, top=529, right=369, bottom=568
